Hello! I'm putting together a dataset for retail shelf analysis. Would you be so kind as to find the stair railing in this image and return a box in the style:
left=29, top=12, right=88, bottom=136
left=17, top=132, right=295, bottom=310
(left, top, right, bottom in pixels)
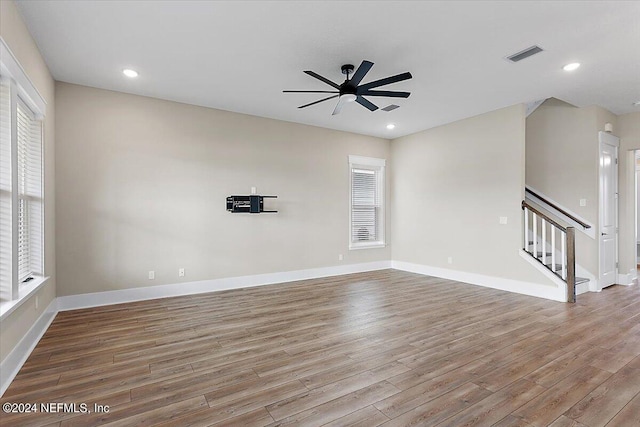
left=525, top=188, right=591, bottom=230
left=522, top=200, right=576, bottom=302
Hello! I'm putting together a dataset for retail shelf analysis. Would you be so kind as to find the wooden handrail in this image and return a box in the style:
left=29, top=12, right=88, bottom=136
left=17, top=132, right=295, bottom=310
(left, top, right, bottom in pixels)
left=521, top=200, right=568, bottom=232
left=525, top=188, right=591, bottom=229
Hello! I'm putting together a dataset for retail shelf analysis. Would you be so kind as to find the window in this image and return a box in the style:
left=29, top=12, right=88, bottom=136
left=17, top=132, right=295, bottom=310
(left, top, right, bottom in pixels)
left=349, top=155, right=385, bottom=249
left=16, top=100, right=43, bottom=283
left=1, top=39, right=46, bottom=303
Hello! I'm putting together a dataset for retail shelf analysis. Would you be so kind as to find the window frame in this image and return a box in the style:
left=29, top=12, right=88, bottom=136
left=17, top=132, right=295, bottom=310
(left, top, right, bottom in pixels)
left=348, top=155, right=386, bottom=250
left=0, top=37, right=47, bottom=311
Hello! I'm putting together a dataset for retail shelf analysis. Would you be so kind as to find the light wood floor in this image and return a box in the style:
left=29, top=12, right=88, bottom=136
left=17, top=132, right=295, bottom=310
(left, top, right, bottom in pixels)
left=2, top=270, right=640, bottom=427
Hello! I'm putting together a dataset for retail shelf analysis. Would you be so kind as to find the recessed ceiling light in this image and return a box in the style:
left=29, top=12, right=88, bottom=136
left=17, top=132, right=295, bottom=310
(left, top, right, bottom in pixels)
left=562, top=63, right=580, bottom=72
left=123, top=69, right=138, bottom=78
left=386, top=124, right=395, bottom=130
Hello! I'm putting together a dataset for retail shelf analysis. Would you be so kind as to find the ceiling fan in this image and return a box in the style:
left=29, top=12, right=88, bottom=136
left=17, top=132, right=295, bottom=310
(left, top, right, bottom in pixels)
left=284, top=60, right=412, bottom=115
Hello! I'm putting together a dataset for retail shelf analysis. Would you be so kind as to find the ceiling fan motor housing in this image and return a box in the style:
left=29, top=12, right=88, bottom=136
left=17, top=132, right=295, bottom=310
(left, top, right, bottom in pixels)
left=340, top=65, right=357, bottom=96
left=340, top=83, right=357, bottom=96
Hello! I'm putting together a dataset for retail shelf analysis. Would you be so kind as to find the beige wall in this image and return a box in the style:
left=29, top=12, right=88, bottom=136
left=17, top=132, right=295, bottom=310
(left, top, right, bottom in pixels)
left=525, top=99, right=601, bottom=276
left=390, top=104, right=554, bottom=288
left=618, top=112, right=640, bottom=277
left=55, top=82, right=390, bottom=296
left=0, top=0, right=56, bottom=361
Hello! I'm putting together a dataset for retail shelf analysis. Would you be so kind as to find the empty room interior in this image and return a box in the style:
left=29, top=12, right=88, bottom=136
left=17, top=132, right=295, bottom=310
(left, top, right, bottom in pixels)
left=1, top=1, right=640, bottom=426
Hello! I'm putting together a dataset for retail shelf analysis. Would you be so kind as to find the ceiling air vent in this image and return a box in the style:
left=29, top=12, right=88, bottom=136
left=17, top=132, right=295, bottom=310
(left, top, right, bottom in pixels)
left=507, top=45, right=543, bottom=63
left=381, top=104, right=400, bottom=112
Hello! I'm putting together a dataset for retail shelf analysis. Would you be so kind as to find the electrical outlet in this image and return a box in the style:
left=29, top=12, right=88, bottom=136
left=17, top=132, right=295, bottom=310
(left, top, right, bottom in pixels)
left=148, top=271, right=155, bottom=280
left=35, top=295, right=39, bottom=310
left=580, top=199, right=587, bottom=207
left=338, top=254, right=343, bottom=261
left=179, top=268, right=185, bottom=277
left=499, top=216, right=508, bottom=225
left=447, top=257, right=453, bottom=264
left=251, top=186, right=257, bottom=195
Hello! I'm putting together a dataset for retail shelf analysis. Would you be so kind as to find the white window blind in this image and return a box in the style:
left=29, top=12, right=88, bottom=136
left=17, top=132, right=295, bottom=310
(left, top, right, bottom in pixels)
left=16, top=99, right=43, bottom=282
left=351, top=169, right=379, bottom=242
left=349, top=155, right=385, bottom=249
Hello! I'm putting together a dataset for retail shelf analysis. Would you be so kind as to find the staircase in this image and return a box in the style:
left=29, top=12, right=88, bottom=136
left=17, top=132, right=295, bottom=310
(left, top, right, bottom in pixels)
left=524, top=236, right=590, bottom=292
left=521, top=197, right=591, bottom=303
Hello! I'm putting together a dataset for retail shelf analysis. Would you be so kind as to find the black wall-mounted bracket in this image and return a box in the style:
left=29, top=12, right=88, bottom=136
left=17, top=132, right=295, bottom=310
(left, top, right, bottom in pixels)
left=226, top=195, right=277, bottom=213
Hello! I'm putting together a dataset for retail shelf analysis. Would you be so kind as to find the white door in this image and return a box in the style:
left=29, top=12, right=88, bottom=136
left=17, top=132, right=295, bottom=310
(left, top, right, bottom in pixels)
left=599, top=132, right=619, bottom=288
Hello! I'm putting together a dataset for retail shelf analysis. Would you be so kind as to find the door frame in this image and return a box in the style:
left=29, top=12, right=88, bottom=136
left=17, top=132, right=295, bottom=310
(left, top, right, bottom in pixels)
left=598, top=131, right=619, bottom=289
left=633, top=148, right=640, bottom=268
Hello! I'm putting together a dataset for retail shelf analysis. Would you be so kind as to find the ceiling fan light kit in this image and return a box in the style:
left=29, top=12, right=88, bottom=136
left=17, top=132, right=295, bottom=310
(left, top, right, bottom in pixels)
left=339, top=94, right=357, bottom=103
left=284, top=60, right=412, bottom=115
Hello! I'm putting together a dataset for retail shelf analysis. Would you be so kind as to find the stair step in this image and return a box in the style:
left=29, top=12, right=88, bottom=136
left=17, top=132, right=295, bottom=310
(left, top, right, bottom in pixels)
left=545, top=263, right=562, bottom=272
left=535, top=251, right=551, bottom=258
left=575, top=277, right=589, bottom=285
left=524, top=250, right=553, bottom=259
left=528, top=246, right=558, bottom=259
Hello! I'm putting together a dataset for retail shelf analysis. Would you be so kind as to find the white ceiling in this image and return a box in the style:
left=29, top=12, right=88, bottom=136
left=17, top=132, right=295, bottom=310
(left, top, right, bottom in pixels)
left=15, top=0, right=640, bottom=139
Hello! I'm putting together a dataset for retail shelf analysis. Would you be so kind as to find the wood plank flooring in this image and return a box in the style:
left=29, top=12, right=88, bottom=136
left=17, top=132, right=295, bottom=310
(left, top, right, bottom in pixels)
left=1, top=269, right=640, bottom=426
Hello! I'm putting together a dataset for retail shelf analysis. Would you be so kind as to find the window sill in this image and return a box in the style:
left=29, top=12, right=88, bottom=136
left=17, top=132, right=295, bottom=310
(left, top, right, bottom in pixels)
left=0, top=276, right=49, bottom=321
left=349, top=242, right=386, bottom=250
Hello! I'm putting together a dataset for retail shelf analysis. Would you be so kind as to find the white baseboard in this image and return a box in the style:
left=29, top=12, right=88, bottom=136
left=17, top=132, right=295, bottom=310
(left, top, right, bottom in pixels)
left=0, top=299, right=57, bottom=397
left=57, top=261, right=392, bottom=311
left=618, top=268, right=638, bottom=286
left=392, top=259, right=566, bottom=302
left=576, top=281, right=591, bottom=295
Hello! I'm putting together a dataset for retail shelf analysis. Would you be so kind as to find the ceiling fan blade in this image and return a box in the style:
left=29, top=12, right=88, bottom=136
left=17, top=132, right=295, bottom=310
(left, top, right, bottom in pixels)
left=332, top=96, right=349, bottom=116
left=356, top=96, right=379, bottom=111
left=304, top=71, right=340, bottom=89
left=284, top=90, right=339, bottom=93
left=358, top=72, right=413, bottom=91
left=358, top=90, right=410, bottom=98
left=298, top=94, right=339, bottom=109
left=349, top=60, right=374, bottom=86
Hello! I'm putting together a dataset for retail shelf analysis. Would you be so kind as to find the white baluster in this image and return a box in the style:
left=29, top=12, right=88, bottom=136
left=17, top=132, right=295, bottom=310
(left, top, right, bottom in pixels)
left=533, top=213, right=538, bottom=259
left=542, top=220, right=546, bottom=265
left=561, top=231, right=566, bottom=279
left=524, top=207, right=529, bottom=251
left=551, top=225, right=556, bottom=275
